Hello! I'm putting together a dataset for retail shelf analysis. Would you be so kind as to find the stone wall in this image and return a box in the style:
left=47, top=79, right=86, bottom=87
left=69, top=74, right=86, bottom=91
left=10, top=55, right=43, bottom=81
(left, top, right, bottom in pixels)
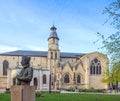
left=0, top=77, right=7, bottom=90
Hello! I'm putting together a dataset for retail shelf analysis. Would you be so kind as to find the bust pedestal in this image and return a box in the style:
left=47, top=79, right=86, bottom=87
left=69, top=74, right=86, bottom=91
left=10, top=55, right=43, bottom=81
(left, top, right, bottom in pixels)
left=11, top=85, right=35, bottom=101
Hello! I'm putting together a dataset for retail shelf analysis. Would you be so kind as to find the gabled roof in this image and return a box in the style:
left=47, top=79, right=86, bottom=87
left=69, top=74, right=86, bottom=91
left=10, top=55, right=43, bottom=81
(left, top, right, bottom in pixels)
left=0, top=50, right=86, bottom=58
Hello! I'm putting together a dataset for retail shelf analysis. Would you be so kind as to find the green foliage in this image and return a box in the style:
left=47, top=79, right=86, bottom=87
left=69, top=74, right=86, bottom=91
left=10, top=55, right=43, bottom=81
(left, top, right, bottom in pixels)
left=111, top=62, right=120, bottom=82
left=36, top=91, right=42, bottom=98
left=67, top=87, right=75, bottom=92
left=40, top=90, right=60, bottom=93
left=97, top=32, right=120, bottom=63
left=101, top=61, right=120, bottom=88
left=4, top=88, right=10, bottom=94
left=101, top=68, right=113, bottom=83
left=99, top=1, right=120, bottom=89
left=79, top=88, right=104, bottom=93
left=97, top=1, right=120, bottom=64
left=58, top=87, right=75, bottom=92
left=59, top=87, right=104, bottom=93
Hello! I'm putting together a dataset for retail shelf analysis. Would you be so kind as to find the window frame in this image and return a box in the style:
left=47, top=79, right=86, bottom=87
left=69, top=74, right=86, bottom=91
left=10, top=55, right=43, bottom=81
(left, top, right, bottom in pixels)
left=90, top=58, right=101, bottom=75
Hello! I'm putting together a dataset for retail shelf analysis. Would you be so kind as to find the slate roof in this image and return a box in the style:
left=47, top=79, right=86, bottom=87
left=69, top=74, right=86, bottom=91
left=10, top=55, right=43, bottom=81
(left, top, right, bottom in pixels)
left=48, top=25, right=59, bottom=40
left=48, top=32, right=59, bottom=40
left=0, top=50, right=85, bottom=58
left=61, top=52, right=85, bottom=58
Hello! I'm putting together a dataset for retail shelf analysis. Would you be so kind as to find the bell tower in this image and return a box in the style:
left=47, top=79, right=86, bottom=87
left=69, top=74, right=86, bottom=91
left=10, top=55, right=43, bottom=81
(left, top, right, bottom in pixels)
left=47, top=25, right=60, bottom=89
left=48, top=25, right=59, bottom=51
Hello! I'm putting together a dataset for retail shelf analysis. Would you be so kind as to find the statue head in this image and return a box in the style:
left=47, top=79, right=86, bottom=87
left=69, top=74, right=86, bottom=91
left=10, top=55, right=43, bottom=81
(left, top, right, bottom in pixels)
left=17, top=55, right=33, bottom=85
left=21, top=56, right=31, bottom=67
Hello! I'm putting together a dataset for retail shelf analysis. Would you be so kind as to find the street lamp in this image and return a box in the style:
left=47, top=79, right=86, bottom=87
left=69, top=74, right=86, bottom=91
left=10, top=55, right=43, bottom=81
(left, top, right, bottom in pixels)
left=49, top=73, right=51, bottom=93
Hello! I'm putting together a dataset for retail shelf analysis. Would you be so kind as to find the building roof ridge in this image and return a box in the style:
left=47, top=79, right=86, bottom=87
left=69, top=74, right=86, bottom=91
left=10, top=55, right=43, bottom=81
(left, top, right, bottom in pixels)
left=0, top=50, right=86, bottom=58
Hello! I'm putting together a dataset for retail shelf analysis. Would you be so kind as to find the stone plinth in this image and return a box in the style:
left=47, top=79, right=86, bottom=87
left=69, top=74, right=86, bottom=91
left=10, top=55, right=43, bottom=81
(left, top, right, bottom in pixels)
left=11, top=85, right=35, bottom=101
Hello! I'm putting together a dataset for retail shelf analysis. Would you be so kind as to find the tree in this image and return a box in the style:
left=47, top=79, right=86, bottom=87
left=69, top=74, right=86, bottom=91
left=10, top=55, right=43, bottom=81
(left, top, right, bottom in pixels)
left=97, top=0, right=120, bottom=64
left=103, top=0, right=120, bottom=30
left=111, top=62, right=120, bottom=92
left=99, top=0, right=120, bottom=91
left=101, top=68, right=113, bottom=84
left=102, top=62, right=120, bottom=91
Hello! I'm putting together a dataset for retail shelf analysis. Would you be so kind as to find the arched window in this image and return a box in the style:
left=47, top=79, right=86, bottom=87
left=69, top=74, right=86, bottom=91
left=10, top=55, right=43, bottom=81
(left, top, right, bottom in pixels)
left=64, top=74, right=69, bottom=83
left=43, top=74, right=47, bottom=84
left=55, top=52, right=57, bottom=59
left=77, top=75, right=81, bottom=83
left=90, top=58, right=101, bottom=75
left=51, top=52, right=53, bottom=59
left=3, top=60, right=9, bottom=75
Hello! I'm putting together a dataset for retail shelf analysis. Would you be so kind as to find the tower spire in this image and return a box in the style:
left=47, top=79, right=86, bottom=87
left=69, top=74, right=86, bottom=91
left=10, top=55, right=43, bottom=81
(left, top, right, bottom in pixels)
left=48, top=25, right=59, bottom=40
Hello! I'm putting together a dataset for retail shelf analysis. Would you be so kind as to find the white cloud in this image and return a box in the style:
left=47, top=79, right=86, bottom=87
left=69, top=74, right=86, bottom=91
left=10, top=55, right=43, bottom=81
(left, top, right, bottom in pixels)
left=0, top=44, right=48, bottom=53
left=0, top=45, right=20, bottom=53
left=26, top=45, right=47, bottom=51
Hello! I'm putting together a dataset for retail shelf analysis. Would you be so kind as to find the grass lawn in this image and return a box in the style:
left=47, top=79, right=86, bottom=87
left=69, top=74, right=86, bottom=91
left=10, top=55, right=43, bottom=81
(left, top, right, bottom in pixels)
left=0, top=94, right=10, bottom=101
left=36, top=93, right=120, bottom=101
left=1, top=93, right=120, bottom=101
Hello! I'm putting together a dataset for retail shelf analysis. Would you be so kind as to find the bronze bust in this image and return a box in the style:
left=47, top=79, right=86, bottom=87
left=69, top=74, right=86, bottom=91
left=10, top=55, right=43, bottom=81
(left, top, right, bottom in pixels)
left=16, top=56, right=33, bottom=85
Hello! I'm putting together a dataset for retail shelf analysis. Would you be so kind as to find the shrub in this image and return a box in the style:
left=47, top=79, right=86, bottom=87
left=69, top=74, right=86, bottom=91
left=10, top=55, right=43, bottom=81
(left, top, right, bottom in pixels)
left=36, top=91, right=42, bottom=98
left=67, top=87, right=75, bottom=92
left=79, top=88, right=104, bottom=93
left=5, top=88, right=10, bottom=94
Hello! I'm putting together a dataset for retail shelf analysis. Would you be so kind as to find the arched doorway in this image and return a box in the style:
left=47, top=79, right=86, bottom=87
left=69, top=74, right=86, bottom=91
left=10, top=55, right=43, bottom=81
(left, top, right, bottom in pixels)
left=13, top=78, right=16, bottom=85
left=34, top=78, right=38, bottom=90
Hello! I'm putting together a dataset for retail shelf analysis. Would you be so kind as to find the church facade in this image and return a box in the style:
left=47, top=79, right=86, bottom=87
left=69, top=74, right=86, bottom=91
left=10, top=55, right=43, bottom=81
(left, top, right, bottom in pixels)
left=0, top=26, right=108, bottom=91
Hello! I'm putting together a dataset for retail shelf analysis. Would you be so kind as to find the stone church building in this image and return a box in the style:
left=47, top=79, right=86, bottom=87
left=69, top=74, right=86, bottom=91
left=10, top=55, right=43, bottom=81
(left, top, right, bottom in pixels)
left=0, top=26, right=108, bottom=91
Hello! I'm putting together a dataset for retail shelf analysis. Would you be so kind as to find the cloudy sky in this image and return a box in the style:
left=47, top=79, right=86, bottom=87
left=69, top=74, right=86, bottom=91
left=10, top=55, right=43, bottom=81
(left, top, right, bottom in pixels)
left=0, top=0, right=115, bottom=54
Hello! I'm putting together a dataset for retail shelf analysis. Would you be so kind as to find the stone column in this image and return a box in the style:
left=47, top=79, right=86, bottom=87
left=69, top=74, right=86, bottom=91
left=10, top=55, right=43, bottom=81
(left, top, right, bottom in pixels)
left=86, top=57, right=90, bottom=89
left=7, top=69, right=11, bottom=89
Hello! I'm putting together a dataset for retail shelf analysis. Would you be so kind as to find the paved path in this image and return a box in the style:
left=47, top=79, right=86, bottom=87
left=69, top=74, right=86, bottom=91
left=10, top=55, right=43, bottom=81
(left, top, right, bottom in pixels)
left=60, top=90, right=120, bottom=95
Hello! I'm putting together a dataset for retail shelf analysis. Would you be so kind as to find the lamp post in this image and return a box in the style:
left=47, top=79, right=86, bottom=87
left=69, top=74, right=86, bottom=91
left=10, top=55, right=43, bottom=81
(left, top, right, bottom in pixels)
left=49, top=67, right=51, bottom=93
left=49, top=73, right=51, bottom=93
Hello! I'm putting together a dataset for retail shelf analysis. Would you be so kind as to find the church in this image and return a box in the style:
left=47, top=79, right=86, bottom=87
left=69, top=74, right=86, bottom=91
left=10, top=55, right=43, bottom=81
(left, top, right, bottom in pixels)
left=0, top=25, right=108, bottom=91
